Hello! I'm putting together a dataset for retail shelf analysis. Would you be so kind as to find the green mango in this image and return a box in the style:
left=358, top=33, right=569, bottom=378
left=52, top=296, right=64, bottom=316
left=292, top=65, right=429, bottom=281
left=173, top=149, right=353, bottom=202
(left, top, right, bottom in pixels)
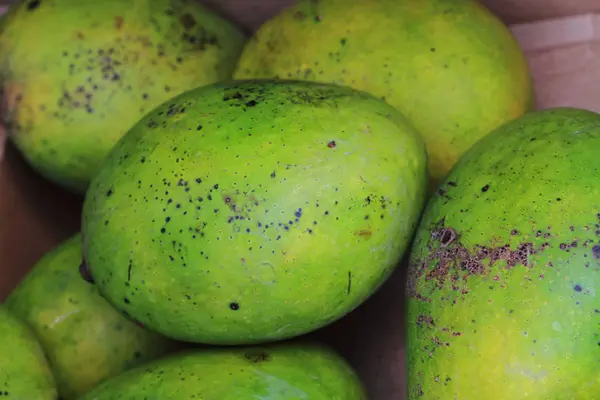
left=233, top=0, right=533, bottom=185
left=5, top=234, right=179, bottom=399
left=0, top=305, right=57, bottom=399
left=406, top=108, right=600, bottom=399
left=82, top=79, right=428, bottom=344
left=0, top=0, right=246, bottom=193
left=80, top=342, right=366, bottom=399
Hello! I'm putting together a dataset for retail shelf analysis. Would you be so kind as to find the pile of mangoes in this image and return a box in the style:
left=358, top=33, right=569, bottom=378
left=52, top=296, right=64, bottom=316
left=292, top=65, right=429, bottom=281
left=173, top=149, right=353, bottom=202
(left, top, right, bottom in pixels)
left=1, top=0, right=598, bottom=399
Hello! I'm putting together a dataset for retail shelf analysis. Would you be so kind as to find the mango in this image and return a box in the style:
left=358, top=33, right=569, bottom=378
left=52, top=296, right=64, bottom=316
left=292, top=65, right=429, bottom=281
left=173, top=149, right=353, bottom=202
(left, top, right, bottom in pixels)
left=80, top=342, right=366, bottom=399
left=0, top=0, right=246, bottom=193
left=0, top=305, right=57, bottom=399
left=82, top=79, right=428, bottom=344
left=406, top=108, right=600, bottom=399
left=234, top=0, right=533, bottom=184
left=5, top=234, right=178, bottom=399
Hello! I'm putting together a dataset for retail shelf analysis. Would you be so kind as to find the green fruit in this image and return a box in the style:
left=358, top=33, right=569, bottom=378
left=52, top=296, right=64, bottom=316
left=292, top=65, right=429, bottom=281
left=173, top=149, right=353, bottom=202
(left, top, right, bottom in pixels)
left=0, top=305, right=57, bottom=399
left=406, top=107, right=600, bottom=399
left=82, top=79, right=428, bottom=344
left=80, top=342, right=366, bottom=399
left=5, top=234, right=179, bottom=399
left=234, top=0, right=533, bottom=184
left=0, top=0, right=246, bottom=193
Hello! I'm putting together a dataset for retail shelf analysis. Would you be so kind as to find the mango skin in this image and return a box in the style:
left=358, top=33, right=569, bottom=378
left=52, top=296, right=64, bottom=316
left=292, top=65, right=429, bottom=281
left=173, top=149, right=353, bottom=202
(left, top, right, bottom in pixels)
left=5, top=234, right=179, bottom=399
left=82, top=79, right=428, bottom=344
left=406, top=108, right=600, bottom=399
left=234, top=0, right=533, bottom=184
left=80, top=342, right=366, bottom=400
left=0, top=305, right=58, bottom=399
left=0, top=0, right=246, bottom=193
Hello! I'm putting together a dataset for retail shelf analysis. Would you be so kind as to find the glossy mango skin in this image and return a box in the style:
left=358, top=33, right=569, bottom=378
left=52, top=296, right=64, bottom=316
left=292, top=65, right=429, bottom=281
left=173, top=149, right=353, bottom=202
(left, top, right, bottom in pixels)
left=0, top=0, right=246, bottom=193
left=234, top=0, right=533, bottom=184
left=406, top=108, right=600, bottom=399
left=80, top=342, right=367, bottom=400
left=5, top=234, right=178, bottom=399
left=82, top=79, right=428, bottom=344
left=0, top=306, right=57, bottom=399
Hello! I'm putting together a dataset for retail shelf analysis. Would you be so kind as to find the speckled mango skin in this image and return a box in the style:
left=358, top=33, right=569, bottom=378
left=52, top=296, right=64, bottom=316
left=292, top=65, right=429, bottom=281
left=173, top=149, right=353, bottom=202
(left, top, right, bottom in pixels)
left=82, top=79, right=428, bottom=344
left=234, top=0, right=533, bottom=184
left=406, top=108, right=600, bottom=399
left=0, top=0, right=246, bottom=193
left=80, top=342, right=366, bottom=399
left=0, top=306, right=57, bottom=399
left=5, top=234, right=179, bottom=400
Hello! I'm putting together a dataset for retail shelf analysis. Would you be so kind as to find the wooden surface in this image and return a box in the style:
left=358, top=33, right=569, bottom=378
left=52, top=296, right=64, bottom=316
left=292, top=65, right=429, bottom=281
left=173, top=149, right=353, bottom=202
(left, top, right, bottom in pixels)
left=2, top=1, right=600, bottom=399
left=0, top=142, right=82, bottom=300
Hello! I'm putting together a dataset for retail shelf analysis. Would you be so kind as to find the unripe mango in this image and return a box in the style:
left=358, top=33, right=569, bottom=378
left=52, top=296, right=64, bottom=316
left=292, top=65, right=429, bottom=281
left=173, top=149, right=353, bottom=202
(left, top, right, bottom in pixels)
left=407, top=108, right=600, bottom=399
left=82, top=79, right=428, bottom=344
left=0, top=0, right=246, bottom=192
left=80, top=342, right=367, bottom=400
left=0, top=306, right=57, bottom=399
